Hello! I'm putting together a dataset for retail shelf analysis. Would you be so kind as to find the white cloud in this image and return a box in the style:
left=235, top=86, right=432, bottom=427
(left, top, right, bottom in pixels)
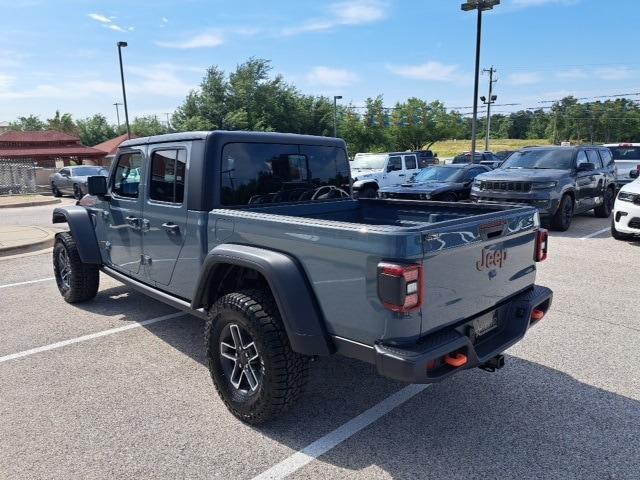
left=127, top=64, right=196, bottom=96
left=512, top=0, right=578, bottom=7
left=156, top=32, right=224, bottom=49
left=306, top=66, right=358, bottom=87
left=87, top=13, right=110, bottom=23
left=387, top=61, right=459, bottom=81
left=283, top=0, right=387, bottom=35
left=508, top=72, right=542, bottom=85
left=596, top=67, right=633, bottom=81
left=107, top=24, right=124, bottom=32
left=161, top=17, right=169, bottom=23
left=556, top=68, right=586, bottom=79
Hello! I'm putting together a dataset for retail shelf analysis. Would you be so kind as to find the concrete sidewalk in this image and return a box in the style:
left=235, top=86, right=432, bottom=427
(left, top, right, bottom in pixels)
left=0, top=225, right=57, bottom=257
left=0, top=195, right=61, bottom=209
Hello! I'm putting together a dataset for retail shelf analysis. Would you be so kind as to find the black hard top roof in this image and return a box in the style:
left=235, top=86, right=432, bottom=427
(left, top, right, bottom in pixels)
left=521, top=145, right=608, bottom=151
left=120, top=130, right=346, bottom=149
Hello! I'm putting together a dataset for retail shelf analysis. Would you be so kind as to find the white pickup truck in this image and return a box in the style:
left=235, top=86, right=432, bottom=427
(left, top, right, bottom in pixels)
left=603, top=143, right=640, bottom=187
left=351, top=152, right=420, bottom=198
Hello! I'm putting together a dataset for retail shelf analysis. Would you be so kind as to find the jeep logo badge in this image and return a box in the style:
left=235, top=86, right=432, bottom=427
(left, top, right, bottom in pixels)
left=476, top=248, right=508, bottom=271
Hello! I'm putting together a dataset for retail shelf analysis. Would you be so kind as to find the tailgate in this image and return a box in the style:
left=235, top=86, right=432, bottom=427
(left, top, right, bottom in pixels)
left=420, top=208, right=538, bottom=336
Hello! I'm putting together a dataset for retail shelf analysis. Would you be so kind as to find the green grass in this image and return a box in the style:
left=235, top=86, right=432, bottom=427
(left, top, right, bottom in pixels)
left=431, top=139, right=551, bottom=158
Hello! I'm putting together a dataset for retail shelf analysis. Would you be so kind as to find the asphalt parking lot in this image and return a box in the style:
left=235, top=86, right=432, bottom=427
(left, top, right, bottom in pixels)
left=1, top=208, right=639, bottom=480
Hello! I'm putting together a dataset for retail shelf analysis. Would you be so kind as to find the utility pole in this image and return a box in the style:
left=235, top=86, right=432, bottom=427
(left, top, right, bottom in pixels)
left=164, top=112, right=171, bottom=131
left=333, top=95, right=343, bottom=137
left=481, top=66, right=497, bottom=151
left=113, top=102, right=123, bottom=131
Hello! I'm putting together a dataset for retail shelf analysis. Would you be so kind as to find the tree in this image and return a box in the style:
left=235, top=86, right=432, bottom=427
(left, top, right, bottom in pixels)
left=76, top=114, right=117, bottom=146
left=9, top=115, right=46, bottom=131
left=47, top=110, right=78, bottom=135
left=131, top=116, right=167, bottom=137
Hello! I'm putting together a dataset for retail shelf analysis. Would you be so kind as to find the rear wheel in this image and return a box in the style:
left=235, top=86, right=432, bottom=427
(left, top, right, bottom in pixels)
left=594, top=187, right=614, bottom=218
left=205, top=289, right=309, bottom=424
left=53, top=232, right=99, bottom=303
left=611, top=218, right=634, bottom=241
left=551, top=194, right=574, bottom=231
left=360, top=185, right=378, bottom=199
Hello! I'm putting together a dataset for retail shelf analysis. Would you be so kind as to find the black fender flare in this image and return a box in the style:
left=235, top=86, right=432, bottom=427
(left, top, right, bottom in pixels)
left=52, top=206, right=102, bottom=264
left=192, top=244, right=333, bottom=356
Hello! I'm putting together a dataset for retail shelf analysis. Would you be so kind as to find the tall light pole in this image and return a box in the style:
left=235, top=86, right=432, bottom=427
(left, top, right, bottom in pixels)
left=481, top=66, right=497, bottom=151
left=333, top=95, right=342, bottom=137
left=113, top=102, right=123, bottom=131
left=461, top=0, right=499, bottom=163
left=117, top=41, right=131, bottom=139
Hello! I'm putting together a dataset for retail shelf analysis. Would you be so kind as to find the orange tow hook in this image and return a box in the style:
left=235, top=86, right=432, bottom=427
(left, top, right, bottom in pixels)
left=443, top=352, right=468, bottom=368
left=531, top=309, right=545, bottom=321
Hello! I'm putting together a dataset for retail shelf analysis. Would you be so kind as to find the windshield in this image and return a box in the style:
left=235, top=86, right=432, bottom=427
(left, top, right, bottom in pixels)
left=500, top=149, right=574, bottom=170
left=413, top=166, right=461, bottom=182
left=72, top=166, right=108, bottom=176
left=609, top=146, right=640, bottom=161
left=351, top=154, right=386, bottom=170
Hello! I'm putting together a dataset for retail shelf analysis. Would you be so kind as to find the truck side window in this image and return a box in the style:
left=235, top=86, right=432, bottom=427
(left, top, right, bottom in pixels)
left=112, top=152, right=143, bottom=199
left=149, top=149, right=186, bottom=204
left=575, top=151, right=588, bottom=168
left=404, top=155, right=417, bottom=170
left=221, top=143, right=349, bottom=205
left=600, top=149, right=614, bottom=166
left=387, top=156, right=402, bottom=172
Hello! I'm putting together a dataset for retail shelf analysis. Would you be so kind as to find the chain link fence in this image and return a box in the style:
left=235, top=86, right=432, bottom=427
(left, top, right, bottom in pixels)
left=0, top=159, right=38, bottom=195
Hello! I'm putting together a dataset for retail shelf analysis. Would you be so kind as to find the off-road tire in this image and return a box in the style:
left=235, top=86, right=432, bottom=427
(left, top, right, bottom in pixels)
left=611, top=218, right=634, bottom=241
left=53, top=232, right=99, bottom=303
left=205, top=289, right=309, bottom=424
left=594, top=186, right=614, bottom=218
left=51, top=183, right=62, bottom=197
left=360, top=185, right=378, bottom=199
left=551, top=194, right=574, bottom=231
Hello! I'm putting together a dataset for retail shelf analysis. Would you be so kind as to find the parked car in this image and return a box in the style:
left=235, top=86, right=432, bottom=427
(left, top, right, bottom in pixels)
left=611, top=170, right=640, bottom=240
left=452, top=151, right=501, bottom=165
left=602, top=143, right=640, bottom=188
left=50, top=165, right=109, bottom=199
left=351, top=151, right=421, bottom=197
left=378, top=164, right=490, bottom=201
left=471, top=146, right=617, bottom=231
left=495, top=150, right=516, bottom=161
left=51, top=130, right=552, bottom=424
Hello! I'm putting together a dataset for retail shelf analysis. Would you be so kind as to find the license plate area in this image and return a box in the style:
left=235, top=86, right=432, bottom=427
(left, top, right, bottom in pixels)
left=472, top=310, right=499, bottom=337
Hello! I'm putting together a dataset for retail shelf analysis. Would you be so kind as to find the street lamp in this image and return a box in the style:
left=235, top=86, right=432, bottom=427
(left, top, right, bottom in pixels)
left=480, top=94, right=497, bottom=150
left=117, top=41, right=131, bottom=138
left=461, top=0, right=499, bottom=162
left=333, top=95, right=343, bottom=137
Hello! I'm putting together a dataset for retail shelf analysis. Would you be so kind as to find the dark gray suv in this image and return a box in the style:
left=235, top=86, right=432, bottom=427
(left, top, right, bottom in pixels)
left=470, top=146, right=617, bottom=231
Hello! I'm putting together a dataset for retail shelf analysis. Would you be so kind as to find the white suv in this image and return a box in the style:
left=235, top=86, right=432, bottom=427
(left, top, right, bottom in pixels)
left=611, top=172, right=640, bottom=240
left=351, top=152, right=420, bottom=198
left=602, top=143, right=640, bottom=187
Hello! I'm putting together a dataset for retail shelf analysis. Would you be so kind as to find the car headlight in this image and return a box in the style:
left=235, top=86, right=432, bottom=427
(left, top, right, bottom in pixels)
left=617, top=191, right=635, bottom=203
left=531, top=181, right=557, bottom=190
left=473, top=179, right=482, bottom=188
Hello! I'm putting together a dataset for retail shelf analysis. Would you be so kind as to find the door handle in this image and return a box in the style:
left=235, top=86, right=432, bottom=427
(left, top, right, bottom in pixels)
left=125, top=216, right=139, bottom=227
left=398, top=174, right=405, bottom=177
left=161, top=222, right=180, bottom=234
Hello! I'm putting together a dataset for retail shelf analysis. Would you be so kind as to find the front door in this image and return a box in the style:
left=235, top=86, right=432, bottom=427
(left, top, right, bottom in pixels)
left=385, top=155, right=405, bottom=185
left=104, top=149, right=145, bottom=275
left=574, top=150, right=596, bottom=211
left=141, top=146, right=188, bottom=286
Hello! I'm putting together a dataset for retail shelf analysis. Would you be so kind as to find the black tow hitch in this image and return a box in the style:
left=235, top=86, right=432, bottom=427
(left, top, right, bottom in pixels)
left=478, top=354, right=505, bottom=373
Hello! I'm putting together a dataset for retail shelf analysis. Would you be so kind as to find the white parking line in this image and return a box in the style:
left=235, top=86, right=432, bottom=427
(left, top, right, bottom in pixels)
left=0, top=277, right=55, bottom=289
left=579, top=227, right=610, bottom=240
left=0, top=312, right=185, bottom=364
left=252, top=384, right=429, bottom=480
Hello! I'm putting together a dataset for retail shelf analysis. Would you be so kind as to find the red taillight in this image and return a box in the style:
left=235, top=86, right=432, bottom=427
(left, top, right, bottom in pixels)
left=531, top=309, right=545, bottom=321
left=535, top=228, right=548, bottom=262
left=377, top=262, right=423, bottom=313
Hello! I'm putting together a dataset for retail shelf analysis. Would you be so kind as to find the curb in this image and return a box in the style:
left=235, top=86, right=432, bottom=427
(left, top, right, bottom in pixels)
left=0, top=227, right=57, bottom=257
left=0, top=198, right=61, bottom=209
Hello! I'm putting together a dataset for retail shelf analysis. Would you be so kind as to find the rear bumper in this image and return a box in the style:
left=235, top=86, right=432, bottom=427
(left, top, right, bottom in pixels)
left=365, top=285, right=552, bottom=383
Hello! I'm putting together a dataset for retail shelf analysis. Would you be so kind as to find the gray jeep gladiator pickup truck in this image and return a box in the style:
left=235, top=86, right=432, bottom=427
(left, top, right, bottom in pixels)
left=52, top=131, right=552, bottom=424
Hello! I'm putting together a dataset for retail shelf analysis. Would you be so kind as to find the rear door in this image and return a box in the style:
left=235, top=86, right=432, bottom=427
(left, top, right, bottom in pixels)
left=141, top=145, right=189, bottom=286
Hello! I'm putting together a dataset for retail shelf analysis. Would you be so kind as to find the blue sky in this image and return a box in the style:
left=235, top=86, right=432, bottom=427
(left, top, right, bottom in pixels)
left=1, top=0, right=638, bottom=124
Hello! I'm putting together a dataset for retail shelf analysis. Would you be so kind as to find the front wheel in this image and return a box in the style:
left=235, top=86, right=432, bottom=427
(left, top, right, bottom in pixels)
left=73, top=184, right=83, bottom=200
left=51, top=183, right=62, bottom=197
left=205, top=289, right=308, bottom=424
left=551, top=194, right=574, bottom=231
left=53, top=232, right=99, bottom=303
left=594, top=187, right=614, bottom=218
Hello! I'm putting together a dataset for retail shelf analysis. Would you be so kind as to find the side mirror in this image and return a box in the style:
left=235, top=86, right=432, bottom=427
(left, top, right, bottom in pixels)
left=577, top=162, right=595, bottom=172
left=630, top=169, right=639, bottom=179
left=87, top=175, right=108, bottom=196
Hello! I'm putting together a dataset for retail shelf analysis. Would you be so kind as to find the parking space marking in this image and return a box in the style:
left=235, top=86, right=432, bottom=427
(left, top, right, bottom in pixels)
left=252, top=384, right=429, bottom=480
left=0, top=312, right=185, bottom=364
left=579, top=227, right=610, bottom=240
left=0, top=277, right=55, bottom=289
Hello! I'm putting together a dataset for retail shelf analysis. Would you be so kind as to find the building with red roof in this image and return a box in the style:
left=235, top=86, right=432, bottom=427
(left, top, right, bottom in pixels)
left=0, top=130, right=106, bottom=168
left=92, top=133, right=136, bottom=166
